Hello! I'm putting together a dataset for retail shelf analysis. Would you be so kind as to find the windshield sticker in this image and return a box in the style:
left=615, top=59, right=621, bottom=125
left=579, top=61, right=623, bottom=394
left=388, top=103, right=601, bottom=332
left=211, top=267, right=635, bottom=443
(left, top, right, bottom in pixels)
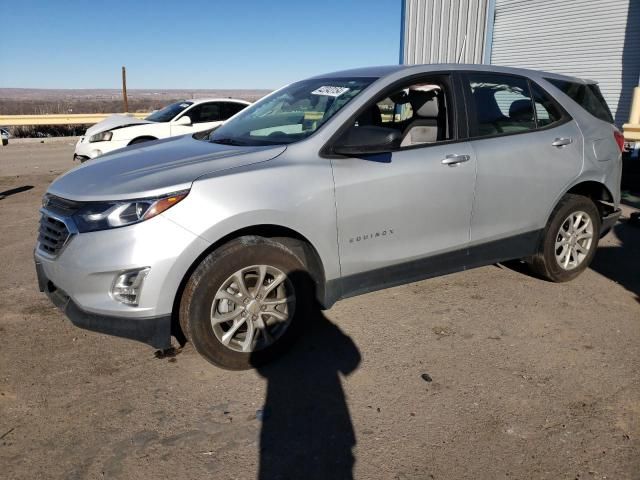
left=179, top=103, right=190, bottom=108
left=311, top=86, right=350, bottom=97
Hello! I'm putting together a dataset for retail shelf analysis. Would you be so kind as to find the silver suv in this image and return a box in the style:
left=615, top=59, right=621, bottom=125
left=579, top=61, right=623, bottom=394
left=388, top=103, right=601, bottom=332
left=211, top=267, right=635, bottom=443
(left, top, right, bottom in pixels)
left=35, top=65, right=623, bottom=369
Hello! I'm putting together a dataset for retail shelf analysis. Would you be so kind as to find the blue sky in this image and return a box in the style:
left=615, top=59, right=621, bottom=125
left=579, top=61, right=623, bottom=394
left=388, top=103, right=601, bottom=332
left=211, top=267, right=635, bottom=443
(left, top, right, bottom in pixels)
left=0, top=0, right=400, bottom=89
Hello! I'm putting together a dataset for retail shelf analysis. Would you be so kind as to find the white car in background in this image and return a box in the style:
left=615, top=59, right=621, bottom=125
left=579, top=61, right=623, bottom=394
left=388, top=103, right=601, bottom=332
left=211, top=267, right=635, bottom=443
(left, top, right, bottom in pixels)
left=73, top=98, right=250, bottom=162
left=1, top=127, right=9, bottom=145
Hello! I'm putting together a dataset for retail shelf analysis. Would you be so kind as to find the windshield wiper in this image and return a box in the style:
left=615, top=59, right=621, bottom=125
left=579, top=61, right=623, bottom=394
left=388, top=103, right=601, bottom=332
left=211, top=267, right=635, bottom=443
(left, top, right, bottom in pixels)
left=210, top=137, right=246, bottom=146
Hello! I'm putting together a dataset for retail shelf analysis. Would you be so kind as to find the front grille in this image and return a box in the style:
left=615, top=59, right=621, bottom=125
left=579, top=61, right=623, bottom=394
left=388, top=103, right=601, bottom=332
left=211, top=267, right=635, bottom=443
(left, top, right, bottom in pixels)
left=43, top=195, right=81, bottom=216
left=38, top=213, right=71, bottom=257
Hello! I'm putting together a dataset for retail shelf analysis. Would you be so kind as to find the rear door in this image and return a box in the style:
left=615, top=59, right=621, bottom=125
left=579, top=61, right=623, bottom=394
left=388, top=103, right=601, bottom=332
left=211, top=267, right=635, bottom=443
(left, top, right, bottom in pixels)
left=462, top=72, right=583, bottom=259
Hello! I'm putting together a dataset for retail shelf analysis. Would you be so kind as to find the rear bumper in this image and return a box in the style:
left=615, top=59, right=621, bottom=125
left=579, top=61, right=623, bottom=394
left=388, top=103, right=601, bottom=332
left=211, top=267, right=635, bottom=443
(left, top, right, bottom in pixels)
left=600, top=208, right=622, bottom=236
left=36, top=256, right=172, bottom=349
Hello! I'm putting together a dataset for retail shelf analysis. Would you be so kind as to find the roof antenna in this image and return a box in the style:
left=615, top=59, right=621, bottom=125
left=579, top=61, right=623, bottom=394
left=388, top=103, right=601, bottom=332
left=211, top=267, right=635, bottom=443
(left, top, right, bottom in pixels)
left=457, top=35, right=467, bottom=63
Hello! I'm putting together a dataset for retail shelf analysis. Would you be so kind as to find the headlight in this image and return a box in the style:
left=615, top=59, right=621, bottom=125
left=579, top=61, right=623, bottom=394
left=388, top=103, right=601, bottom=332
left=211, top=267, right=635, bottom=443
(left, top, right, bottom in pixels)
left=89, top=131, right=113, bottom=143
left=72, top=190, right=189, bottom=232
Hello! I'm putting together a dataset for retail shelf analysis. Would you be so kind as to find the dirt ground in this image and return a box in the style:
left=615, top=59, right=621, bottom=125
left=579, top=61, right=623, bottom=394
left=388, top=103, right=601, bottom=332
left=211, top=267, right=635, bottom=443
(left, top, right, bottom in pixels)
left=1, top=142, right=639, bottom=480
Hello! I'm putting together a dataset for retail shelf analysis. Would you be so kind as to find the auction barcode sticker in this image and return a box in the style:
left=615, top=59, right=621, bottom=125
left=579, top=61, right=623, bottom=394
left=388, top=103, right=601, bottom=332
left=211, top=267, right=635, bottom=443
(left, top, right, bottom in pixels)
left=311, top=86, right=350, bottom=97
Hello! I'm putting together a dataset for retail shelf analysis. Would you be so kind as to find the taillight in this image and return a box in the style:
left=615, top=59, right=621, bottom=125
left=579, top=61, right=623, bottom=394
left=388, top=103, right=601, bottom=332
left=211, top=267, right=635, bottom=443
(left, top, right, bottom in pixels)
left=613, top=130, right=625, bottom=152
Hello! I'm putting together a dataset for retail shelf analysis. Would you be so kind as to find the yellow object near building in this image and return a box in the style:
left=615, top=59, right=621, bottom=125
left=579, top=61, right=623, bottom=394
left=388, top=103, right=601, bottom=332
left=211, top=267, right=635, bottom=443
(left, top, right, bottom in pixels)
left=623, top=87, right=640, bottom=142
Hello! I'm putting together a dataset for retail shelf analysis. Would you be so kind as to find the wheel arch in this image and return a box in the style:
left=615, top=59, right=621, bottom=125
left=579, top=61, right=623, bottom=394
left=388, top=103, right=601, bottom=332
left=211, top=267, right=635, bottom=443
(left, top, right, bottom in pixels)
left=565, top=180, right=614, bottom=204
left=127, top=135, right=158, bottom=146
left=170, top=224, right=328, bottom=344
left=545, top=179, right=615, bottom=226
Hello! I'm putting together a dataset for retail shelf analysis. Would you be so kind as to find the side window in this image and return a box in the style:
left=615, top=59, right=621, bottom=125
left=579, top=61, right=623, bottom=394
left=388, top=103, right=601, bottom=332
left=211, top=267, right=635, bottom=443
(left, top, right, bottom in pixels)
left=466, top=73, right=535, bottom=137
left=531, top=83, right=563, bottom=127
left=182, top=105, right=201, bottom=123
left=194, top=103, right=222, bottom=123
left=546, top=78, right=614, bottom=124
left=352, top=76, right=453, bottom=148
left=222, top=102, right=248, bottom=119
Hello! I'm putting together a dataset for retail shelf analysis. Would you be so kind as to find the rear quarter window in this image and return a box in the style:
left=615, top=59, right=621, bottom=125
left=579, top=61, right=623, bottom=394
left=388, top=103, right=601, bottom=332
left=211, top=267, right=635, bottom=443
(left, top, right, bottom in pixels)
left=546, top=78, right=614, bottom=124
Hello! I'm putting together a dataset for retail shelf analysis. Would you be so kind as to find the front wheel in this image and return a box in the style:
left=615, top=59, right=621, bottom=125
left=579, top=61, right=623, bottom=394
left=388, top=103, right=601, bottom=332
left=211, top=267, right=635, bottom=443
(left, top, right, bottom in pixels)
left=529, top=194, right=601, bottom=282
left=179, top=236, right=311, bottom=370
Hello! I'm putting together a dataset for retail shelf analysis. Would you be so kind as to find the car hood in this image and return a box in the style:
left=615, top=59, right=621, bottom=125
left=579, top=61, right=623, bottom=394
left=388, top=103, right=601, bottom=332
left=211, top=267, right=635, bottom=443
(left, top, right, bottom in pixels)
left=84, top=114, right=153, bottom=136
left=48, top=135, right=286, bottom=201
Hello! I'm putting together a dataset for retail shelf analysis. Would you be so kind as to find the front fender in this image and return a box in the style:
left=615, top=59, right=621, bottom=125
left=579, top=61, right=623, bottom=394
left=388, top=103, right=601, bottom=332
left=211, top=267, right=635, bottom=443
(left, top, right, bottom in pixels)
left=161, top=155, right=341, bottom=285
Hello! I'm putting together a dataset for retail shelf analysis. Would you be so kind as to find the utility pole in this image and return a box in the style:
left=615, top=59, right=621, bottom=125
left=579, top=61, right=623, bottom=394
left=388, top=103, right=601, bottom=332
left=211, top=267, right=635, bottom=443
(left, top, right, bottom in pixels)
left=122, top=66, right=129, bottom=113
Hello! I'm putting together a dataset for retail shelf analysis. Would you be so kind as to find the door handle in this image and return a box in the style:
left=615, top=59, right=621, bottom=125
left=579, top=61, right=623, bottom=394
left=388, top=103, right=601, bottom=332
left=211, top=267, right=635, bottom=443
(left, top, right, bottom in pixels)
left=552, top=137, right=573, bottom=147
left=441, top=154, right=471, bottom=166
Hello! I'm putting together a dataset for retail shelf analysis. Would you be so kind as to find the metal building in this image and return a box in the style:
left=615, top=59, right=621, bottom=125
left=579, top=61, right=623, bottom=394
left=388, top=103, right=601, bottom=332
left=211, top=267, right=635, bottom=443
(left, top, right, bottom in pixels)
left=400, top=0, right=640, bottom=127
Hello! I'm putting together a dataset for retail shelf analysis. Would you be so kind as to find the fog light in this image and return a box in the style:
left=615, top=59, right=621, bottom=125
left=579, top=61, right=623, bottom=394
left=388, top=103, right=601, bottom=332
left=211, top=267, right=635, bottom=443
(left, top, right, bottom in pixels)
left=111, top=267, right=150, bottom=306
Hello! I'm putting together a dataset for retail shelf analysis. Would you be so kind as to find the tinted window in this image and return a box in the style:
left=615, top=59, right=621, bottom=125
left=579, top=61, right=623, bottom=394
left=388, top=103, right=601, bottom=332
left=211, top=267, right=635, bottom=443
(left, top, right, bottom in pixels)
left=222, top=102, right=248, bottom=119
left=186, top=103, right=222, bottom=123
left=145, top=101, right=193, bottom=122
left=546, top=78, right=613, bottom=123
left=531, top=83, right=563, bottom=127
left=466, top=74, right=535, bottom=137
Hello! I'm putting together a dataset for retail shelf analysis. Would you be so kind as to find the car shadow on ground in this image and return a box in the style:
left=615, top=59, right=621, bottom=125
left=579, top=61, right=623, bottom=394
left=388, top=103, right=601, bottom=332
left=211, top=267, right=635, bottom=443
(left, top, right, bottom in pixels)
left=590, top=220, right=640, bottom=303
left=499, top=219, right=640, bottom=304
left=252, top=305, right=361, bottom=480
left=0, top=185, right=33, bottom=200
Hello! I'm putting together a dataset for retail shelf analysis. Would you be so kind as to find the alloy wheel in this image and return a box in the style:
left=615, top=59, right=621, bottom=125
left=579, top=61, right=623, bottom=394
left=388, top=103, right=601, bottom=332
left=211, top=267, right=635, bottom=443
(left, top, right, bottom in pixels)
left=554, top=210, right=594, bottom=270
left=210, top=265, right=295, bottom=352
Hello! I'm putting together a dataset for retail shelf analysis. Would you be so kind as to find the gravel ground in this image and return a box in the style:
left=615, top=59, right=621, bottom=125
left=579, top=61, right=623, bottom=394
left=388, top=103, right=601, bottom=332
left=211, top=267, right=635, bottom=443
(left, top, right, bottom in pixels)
left=1, top=142, right=639, bottom=479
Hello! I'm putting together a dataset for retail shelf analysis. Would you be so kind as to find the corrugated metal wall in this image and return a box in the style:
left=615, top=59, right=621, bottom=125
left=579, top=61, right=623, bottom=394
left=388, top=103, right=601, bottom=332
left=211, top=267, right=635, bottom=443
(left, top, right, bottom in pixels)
left=490, top=0, right=640, bottom=125
left=402, top=0, right=490, bottom=65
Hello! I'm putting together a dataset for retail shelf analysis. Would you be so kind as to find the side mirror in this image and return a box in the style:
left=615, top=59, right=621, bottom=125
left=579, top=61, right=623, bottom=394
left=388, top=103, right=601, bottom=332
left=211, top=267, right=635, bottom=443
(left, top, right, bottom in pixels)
left=332, top=125, right=401, bottom=156
left=173, top=115, right=192, bottom=126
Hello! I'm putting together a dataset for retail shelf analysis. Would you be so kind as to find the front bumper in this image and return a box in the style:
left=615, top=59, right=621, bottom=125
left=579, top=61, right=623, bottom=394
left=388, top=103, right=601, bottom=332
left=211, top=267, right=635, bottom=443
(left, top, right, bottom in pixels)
left=34, top=208, right=210, bottom=350
left=74, top=137, right=130, bottom=161
left=36, top=257, right=171, bottom=349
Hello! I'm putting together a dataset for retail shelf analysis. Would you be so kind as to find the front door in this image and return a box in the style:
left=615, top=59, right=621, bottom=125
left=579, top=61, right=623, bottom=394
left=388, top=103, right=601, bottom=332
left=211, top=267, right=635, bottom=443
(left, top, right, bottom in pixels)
left=330, top=74, right=477, bottom=296
left=171, top=102, right=224, bottom=136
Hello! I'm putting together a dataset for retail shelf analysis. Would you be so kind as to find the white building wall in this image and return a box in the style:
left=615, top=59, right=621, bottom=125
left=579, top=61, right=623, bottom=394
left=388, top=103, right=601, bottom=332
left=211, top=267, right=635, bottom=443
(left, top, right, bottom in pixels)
left=401, top=0, right=640, bottom=125
left=402, top=0, right=490, bottom=64
left=490, top=0, right=640, bottom=125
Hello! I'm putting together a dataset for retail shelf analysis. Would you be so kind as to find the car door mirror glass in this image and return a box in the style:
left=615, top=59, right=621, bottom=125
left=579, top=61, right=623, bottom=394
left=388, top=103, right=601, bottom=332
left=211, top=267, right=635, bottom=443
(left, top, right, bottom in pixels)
left=333, top=125, right=401, bottom=156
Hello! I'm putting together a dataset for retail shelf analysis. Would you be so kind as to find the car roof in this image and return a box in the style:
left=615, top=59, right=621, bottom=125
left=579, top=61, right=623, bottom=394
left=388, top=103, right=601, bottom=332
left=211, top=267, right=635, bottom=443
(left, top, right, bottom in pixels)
left=312, top=64, right=595, bottom=85
left=185, top=98, right=251, bottom=105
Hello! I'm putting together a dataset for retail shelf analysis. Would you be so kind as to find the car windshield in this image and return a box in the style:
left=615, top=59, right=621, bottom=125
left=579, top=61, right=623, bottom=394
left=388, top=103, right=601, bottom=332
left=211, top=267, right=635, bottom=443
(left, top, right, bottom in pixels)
left=207, top=77, right=375, bottom=146
left=145, top=101, right=193, bottom=123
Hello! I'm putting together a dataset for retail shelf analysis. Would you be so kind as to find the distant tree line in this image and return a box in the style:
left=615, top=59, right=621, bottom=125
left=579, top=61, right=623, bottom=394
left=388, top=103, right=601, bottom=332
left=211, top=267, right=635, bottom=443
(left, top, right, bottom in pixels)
left=10, top=124, right=92, bottom=138
left=0, top=98, right=183, bottom=115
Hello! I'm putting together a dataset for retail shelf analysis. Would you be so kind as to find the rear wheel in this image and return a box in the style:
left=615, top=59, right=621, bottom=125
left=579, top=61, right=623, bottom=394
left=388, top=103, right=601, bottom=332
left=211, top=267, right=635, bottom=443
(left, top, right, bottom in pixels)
left=529, top=194, right=601, bottom=282
left=179, top=236, right=311, bottom=370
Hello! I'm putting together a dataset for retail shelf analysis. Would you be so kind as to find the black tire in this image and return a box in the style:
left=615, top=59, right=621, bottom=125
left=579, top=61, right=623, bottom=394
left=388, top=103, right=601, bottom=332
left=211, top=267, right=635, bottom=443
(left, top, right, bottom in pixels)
left=179, top=236, right=312, bottom=370
left=128, top=136, right=156, bottom=145
left=530, top=194, right=601, bottom=282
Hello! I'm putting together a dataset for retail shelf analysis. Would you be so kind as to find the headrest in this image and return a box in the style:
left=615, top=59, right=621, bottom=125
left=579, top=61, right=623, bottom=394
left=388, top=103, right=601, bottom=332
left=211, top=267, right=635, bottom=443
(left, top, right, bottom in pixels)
left=357, top=105, right=382, bottom=127
left=416, top=96, right=439, bottom=118
left=389, top=90, right=409, bottom=104
left=509, top=99, right=534, bottom=122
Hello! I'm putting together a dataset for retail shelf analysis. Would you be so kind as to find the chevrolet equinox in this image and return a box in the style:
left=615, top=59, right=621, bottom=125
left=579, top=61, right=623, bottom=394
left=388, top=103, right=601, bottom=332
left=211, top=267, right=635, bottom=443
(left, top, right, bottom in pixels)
left=35, top=65, right=623, bottom=369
